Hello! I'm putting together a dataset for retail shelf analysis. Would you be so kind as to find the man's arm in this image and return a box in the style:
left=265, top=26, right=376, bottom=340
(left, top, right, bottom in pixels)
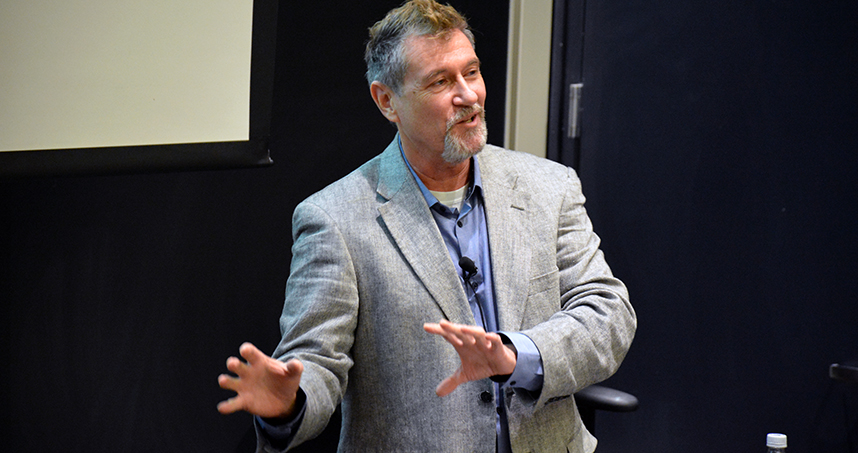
left=520, top=165, right=636, bottom=407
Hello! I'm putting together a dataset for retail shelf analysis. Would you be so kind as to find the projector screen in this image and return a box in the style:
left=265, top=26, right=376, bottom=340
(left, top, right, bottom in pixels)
left=0, top=0, right=275, bottom=176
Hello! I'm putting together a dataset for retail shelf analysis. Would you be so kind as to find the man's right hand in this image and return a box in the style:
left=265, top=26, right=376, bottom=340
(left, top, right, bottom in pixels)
left=217, top=342, right=303, bottom=419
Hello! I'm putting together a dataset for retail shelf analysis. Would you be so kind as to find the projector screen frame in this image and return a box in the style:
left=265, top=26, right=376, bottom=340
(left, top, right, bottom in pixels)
left=0, top=0, right=277, bottom=178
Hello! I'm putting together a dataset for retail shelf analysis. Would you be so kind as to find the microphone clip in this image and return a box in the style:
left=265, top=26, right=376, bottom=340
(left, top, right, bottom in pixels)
left=459, top=256, right=479, bottom=290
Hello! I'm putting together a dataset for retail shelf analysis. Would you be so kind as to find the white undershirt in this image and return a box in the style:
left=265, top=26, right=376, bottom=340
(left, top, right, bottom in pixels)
left=429, top=186, right=468, bottom=212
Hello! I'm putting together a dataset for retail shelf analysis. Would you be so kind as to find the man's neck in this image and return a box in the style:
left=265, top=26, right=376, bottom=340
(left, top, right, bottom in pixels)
left=410, top=159, right=470, bottom=191
left=402, top=145, right=470, bottom=192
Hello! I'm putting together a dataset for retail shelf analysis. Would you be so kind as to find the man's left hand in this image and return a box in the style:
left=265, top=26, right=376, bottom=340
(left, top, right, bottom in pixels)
left=423, top=320, right=517, bottom=397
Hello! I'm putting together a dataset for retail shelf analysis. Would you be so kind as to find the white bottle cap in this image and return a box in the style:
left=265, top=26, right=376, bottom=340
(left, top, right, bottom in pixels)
left=767, top=433, right=787, bottom=448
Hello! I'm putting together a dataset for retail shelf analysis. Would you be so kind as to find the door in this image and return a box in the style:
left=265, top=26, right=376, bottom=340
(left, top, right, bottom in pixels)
left=547, top=0, right=858, bottom=451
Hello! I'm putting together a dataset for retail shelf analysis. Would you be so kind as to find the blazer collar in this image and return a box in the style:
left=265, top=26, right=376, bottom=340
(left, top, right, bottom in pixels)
left=475, top=149, right=532, bottom=331
left=376, top=139, right=533, bottom=331
left=376, top=137, right=474, bottom=325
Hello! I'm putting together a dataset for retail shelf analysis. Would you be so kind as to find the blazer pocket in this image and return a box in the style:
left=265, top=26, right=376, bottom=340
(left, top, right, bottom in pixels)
left=522, top=269, right=561, bottom=329
left=546, top=394, right=572, bottom=404
left=527, top=268, right=559, bottom=296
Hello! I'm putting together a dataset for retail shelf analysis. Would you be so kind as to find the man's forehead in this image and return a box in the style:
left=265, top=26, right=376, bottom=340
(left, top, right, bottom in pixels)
left=403, top=31, right=478, bottom=78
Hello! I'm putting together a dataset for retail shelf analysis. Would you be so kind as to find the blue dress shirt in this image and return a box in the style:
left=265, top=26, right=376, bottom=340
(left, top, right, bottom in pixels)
left=400, top=139, right=544, bottom=452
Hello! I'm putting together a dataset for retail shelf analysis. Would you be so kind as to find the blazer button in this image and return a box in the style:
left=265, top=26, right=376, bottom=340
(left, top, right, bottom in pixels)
left=479, top=391, right=493, bottom=403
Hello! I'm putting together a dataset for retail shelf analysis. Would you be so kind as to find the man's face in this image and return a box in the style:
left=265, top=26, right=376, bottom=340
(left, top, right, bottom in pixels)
left=392, top=29, right=487, bottom=164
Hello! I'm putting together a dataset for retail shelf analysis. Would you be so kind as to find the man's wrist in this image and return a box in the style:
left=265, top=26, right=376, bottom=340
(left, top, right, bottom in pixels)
left=261, top=387, right=306, bottom=426
left=489, top=338, right=517, bottom=383
left=492, top=331, right=544, bottom=391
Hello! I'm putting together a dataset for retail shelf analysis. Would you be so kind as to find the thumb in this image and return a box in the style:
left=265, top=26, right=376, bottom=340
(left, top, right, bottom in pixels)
left=435, top=370, right=464, bottom=397
left=282, top=358, right=304, bottom=377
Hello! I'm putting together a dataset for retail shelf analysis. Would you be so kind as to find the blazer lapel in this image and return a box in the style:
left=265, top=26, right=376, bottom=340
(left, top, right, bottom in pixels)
left=477, top=150, right=532, bottom=332
left=375, top=138, right=474, bottom=326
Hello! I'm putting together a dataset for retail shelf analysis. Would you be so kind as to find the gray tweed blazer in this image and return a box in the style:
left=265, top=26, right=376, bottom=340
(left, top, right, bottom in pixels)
left=259, top=137, right=636, bottom=453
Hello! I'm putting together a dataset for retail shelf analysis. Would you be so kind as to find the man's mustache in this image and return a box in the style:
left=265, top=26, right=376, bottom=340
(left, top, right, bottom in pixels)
left=446, top=105, right=485, bottom=131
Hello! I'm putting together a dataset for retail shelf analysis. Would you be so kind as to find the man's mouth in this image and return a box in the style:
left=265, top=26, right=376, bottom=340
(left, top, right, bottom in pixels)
left=459, top=113, right=478, bottom=124
left=449, top=106, right=483, bottom=130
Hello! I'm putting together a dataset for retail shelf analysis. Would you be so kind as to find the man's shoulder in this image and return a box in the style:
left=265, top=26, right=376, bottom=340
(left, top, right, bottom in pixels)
left=478, top=144, right=573, bottom=183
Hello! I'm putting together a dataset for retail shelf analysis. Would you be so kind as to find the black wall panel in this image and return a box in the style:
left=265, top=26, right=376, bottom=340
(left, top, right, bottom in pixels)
left=0, top=1, right=508, bottom=451
left=559, top=0, right=858, bottom=451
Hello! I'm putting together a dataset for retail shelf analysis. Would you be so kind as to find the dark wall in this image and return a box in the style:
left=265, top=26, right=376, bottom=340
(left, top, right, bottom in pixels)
left=0, top=1, right=507, bottom=451
left=6, top=0, right=854, bottom=452
left=571, top=0, right=858, bottom=451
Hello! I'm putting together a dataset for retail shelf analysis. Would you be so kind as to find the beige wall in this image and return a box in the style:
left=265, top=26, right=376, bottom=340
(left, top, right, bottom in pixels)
left=505, top=0, right=553, bottom=158
left=0, top=0, right=254, bottom=152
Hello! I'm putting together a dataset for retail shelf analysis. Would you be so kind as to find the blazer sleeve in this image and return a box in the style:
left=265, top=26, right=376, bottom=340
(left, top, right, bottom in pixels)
left=521, top=166, right=636, bottom=411
left=256, top=199, right=359, bottom=452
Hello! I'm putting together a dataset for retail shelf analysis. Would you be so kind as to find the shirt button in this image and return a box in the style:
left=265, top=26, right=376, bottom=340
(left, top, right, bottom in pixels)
left=457, top=220, right=464, bottom=228
left=479, top=391, right=493, bottom=403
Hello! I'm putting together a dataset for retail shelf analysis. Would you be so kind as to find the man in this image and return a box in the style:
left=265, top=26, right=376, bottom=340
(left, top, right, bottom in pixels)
left=218, top=1, right=636, bottom=452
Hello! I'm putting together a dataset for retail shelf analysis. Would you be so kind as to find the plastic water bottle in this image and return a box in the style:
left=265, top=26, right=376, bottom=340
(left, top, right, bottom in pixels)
left=767, top=433, right=787, bottom=452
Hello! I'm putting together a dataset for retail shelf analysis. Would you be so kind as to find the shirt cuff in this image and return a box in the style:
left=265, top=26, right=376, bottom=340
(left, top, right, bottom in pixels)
left=497, top=331, right=544, bottom=392
left=255, top=387, right=307, bottom=447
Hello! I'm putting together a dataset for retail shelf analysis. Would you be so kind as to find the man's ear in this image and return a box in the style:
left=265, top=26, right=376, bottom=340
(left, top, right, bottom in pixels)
left=370, top=81, right=400, bottom=123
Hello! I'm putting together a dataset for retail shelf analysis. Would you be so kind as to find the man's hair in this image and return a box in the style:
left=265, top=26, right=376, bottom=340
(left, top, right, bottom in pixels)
left=365, top=0, right=475, bottom=95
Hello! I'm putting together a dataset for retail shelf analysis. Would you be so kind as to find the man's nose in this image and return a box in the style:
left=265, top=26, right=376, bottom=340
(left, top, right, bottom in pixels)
left=452, top=77, right=479, bottom=105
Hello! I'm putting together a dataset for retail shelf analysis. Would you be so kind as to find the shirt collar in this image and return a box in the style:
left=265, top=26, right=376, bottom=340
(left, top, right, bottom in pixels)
left=397, top=133, right=483, bottom=208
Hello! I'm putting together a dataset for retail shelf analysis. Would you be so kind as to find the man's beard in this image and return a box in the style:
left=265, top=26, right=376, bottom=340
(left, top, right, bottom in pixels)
left=442, top=105, right=488, bottom=165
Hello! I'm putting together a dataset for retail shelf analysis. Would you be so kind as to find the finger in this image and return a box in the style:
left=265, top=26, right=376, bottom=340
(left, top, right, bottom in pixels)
left=425, top=322, right=465, bottom=347
left=217, top=396, right=244, bottom=414
left=225, top=356, right=245, bottom=374
left=441, top=329, right=466, bottom=347
left=239, top=342, right=263, bottom=365
left=448, top=320, right=481, bottom=332
left=425, top=320, right=478, bottom=333
left=438, top=319, right=486, bottom=333
left=423, top=322, right=442, bottom=334
left=440, top=322, right=486, bottom=349
left=267, top=357, right=302, bottom=379
left=476, top=332, right=501, bottom=352
left=425, top=325, right=465, bottom=347
left=218, top=373, right=240, bottom=391
left=461, top=326, right=499, bottom=352
left=438, top=320, right=487, bottom=339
